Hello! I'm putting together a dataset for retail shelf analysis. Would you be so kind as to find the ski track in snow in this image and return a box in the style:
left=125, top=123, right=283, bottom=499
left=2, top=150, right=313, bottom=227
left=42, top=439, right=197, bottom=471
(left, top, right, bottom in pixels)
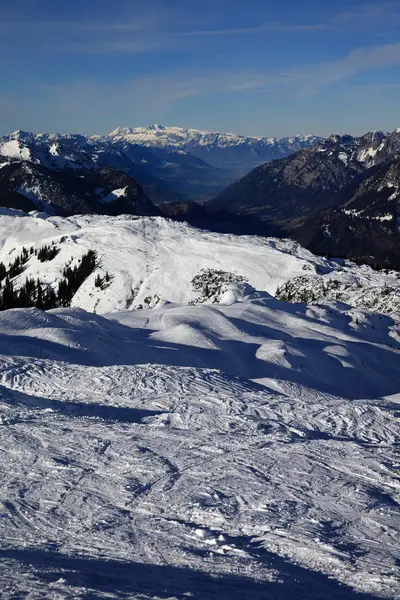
left=0, top=213, right=398, bottom=598
left=0, top=298, right=398, bottom=599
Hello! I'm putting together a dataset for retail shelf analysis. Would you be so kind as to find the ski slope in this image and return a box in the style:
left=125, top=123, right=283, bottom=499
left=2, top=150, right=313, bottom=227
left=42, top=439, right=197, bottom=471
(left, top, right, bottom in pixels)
left=0, top=211, right=399, bottom=598
left=0, top=210, right=399, bottom=315
left=0, top=295, right=399, bottom=599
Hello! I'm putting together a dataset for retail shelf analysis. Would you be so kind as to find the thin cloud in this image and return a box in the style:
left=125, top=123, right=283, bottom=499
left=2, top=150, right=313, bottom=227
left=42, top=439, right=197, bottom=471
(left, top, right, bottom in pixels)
left=335, top=1, right=400, bottom=21
left=296, top=42, right=400, bottom=94
left=176, top=21, right=327, bottom=36
left=35, top=41, right=400, bottom=114
left=1, top=4, right=397, bottom=56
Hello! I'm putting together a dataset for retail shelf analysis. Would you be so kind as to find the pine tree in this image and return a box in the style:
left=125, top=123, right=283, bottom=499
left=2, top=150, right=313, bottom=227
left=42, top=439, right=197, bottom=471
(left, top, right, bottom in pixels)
left=0, top=263, right=6, bottom=281
left=2, top=278, right=15, bottom=310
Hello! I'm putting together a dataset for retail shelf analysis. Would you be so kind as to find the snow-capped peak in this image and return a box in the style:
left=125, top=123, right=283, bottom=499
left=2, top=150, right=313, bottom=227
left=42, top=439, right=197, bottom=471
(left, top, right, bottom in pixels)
left=8, top=130, right=33, bottom=142
left=108, top=126, right=136, bottom=137
left=103, top=125, right=321, bottom=169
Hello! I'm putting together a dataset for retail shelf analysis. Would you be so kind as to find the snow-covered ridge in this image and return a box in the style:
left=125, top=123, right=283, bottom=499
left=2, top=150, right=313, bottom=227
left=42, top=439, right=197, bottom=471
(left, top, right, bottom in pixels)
left=0, top=134, right=98, bottom=171
left=105, top=124, right=320, bottom=151
left=0, top=210, right=398, bottom=317
left=0, top=126, right=322, bottom=174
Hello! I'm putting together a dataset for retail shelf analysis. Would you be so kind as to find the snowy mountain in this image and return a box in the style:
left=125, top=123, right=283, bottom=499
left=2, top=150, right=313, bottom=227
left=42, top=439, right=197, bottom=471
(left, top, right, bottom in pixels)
left=0, top=210, right=399, bottom=315
left=105, top=124, right=321, bottom=171
left=0, top=125, right=322, bottom=206
left=295, top=155, right=400, bottom=270
left=0, top=211, right=399, bottom=599
left=208, top=131, right=393, bottom=220
left=0, top=152, right=159, bottom=217
left=0, top=130, right=232, bottom=205
left=207, top=129, right=400, bottom=269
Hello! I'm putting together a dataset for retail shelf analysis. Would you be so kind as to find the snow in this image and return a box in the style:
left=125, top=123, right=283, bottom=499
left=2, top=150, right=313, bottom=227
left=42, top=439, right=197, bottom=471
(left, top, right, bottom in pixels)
left=0, top=212, right=345, bottom=314
left=343, top=209, right=394, bottom=223
left=98, top=186, right=128, bottom=203
left=375, top=213, right=394, bottom=221
left=338, top=152, right=348, bottom=165
left=0, top=136, right=99, bottom=172
left=0, top=139, right=33, bottom=161
left=105, top=125, right=319, bottom=152
left=0, top=296, right=399, bottom=598
left=0, top=212, right=398, bottom=598
left=357, top=147, right=379, bottom=163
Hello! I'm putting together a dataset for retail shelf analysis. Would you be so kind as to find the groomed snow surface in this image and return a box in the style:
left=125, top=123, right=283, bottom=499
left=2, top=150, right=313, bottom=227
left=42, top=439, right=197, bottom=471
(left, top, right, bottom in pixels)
left=0, top=212, right=399, bottom=599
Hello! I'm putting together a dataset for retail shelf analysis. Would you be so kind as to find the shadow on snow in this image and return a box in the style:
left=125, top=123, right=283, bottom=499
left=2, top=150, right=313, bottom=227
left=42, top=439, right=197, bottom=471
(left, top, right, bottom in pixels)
left=0, top=547, right=384, bottom=600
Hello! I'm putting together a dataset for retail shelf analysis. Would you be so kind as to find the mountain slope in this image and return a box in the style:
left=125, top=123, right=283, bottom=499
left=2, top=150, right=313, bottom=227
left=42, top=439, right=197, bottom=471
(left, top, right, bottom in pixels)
left=0, top=212, right=398, bottom=598
left=207, top=133, right=392, bottom=222
left=0, top=211, right=398, bottom=315
left=0, top=156, right=159, bottom=216
left=206, top=130, right=400, bottom=269
left=296, top=157, right=400, bottom=269
left=0, top=130, right=235, bottom=204
left=0, top=295, right=399, bottom=599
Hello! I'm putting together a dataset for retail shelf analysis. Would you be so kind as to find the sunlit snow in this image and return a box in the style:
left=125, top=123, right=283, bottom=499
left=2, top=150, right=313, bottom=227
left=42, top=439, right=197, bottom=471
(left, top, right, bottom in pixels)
left=0, top=212, right=398, bottom=599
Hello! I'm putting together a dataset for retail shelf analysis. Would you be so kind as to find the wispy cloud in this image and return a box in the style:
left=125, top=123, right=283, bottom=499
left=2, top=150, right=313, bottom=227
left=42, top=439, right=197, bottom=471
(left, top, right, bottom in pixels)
left=34, top=41, right=400, bottom=117
left=2, top=39, right=400, bottom=135
left=335, top=1, right=400, bottom=22
left=175, top=21, right=327, bottom=37
left=0, top=9, right=327, bottom=55
left=293, top=42, right=400, bottom=95
left=2, top=2, right=400, bottom=58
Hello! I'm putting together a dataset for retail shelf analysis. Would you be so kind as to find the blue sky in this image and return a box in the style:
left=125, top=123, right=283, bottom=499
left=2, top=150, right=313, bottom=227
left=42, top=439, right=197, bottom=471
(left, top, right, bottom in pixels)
left=1, top=0, right=400, bottom=136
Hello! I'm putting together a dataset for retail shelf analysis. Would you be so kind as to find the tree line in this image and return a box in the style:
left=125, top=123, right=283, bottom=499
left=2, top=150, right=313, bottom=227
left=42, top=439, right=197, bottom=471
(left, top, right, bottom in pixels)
left=0, top=246, right=98, bottom=311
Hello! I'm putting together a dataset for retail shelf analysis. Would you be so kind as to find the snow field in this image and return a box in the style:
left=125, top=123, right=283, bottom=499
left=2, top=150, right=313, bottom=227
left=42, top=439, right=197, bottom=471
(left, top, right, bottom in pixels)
left=0, top=296, right=398, bottom=598
left=0, top=212, right=398, bottom=598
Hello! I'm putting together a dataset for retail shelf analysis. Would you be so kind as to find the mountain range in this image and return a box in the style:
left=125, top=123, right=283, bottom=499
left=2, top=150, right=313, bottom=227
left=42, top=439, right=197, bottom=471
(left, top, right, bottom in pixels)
left=106, top=124, right=320, bottom=171
left=0, top=127, right=319, bottom=207
left=206, top=129, right=400, bottom=269
left=0, top=130, right=224, bottom=206
left=1, top=125, right=400, bottom=269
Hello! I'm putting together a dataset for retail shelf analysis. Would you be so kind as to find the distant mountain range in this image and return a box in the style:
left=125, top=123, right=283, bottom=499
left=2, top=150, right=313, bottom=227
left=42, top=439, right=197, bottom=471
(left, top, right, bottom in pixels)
left=0, top=127, right=320, bottom=206
left=1, top=125, right=400, bottom=270
left=106, top=125, right=321, bottom=171
left=0, top=130, right=225, bottom=206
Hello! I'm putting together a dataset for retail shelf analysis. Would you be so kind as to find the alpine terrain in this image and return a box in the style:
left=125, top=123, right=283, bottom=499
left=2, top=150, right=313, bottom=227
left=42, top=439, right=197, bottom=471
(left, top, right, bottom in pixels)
left=208, top=130, right=400, bottom=270
left=106, top=124, right=321, bottom=171
left=0, top=209, right=398, bottom=599
left=0, top=127, right=320, bottom=207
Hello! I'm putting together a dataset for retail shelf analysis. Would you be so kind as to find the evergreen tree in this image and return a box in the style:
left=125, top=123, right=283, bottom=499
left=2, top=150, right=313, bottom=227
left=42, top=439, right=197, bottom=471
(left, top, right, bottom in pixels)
left=0, top=263, right=6, bottom=281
